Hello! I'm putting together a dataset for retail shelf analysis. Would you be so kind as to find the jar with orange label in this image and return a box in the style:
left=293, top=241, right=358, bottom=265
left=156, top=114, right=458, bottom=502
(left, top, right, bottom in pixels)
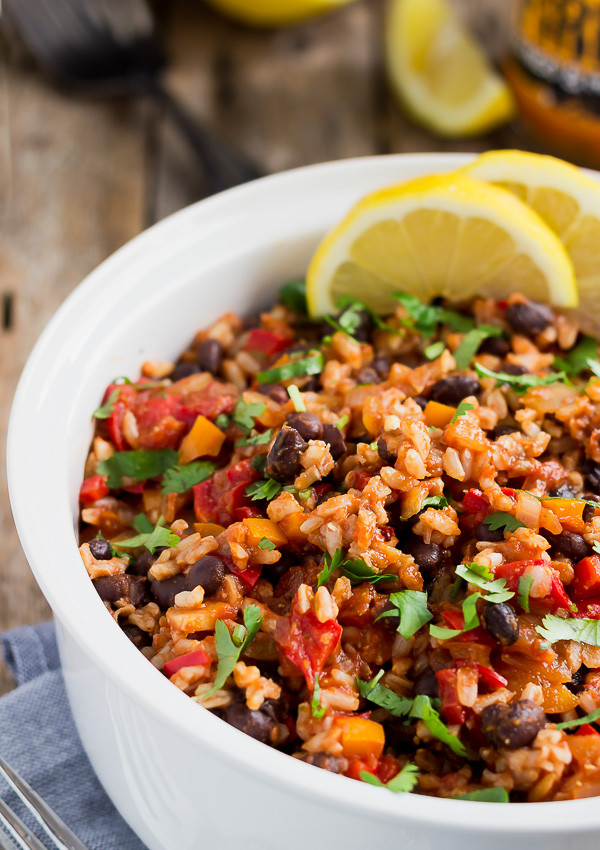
left=504, top=0, right=600, bottom=166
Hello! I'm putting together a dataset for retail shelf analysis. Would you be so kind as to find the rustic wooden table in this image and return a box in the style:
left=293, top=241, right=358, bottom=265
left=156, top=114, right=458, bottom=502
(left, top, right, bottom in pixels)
left=0, top=0, right=539, bottom=693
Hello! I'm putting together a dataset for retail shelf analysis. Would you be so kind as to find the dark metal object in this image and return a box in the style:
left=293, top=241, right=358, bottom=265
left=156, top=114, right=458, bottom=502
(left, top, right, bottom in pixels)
left=3, top=0, right=262, bottom=194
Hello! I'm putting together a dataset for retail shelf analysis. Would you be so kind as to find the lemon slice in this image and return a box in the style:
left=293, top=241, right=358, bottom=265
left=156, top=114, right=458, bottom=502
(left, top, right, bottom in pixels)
left=463, top=150, right=600, bottom=329
left=306, top=173, right=577, bottom=317
left=204, top=0, right=353, bottom=27
left=385, top=0, right=515, bottom=137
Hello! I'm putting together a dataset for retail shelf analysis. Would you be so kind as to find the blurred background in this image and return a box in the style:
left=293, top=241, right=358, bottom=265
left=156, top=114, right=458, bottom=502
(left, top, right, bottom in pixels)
left=0, top=0, right=598, bottom=691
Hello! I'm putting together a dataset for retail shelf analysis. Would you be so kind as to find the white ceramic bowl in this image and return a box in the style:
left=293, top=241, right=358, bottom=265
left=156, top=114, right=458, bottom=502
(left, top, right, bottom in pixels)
left=8, top=154, right=600, bottom=850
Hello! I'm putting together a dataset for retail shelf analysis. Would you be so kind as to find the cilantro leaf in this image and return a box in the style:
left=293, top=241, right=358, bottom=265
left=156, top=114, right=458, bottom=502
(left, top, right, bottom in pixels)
left=115, top=515, right=180, bottom=553
left=455, top=563, right=514, bottom=604
left=258, top=537, right=276, bottom=551
left=449, top=400, right=475, bottom=424
left=98, top=449, right=178, bottom=488
left=245, top=478, right=283, bottom=502
left=202, top=605, right=263, bottom=699
left=235, top=429, right=273, bottom=448
left=555, top=707, right=600, bottom=731
left=376, top=590, right=432, bottom=639
left=474, top=362, right=566, bottom=392
left=456, top=788, right=509, bottom=803
left=424, top=340, right=445, bottom=360
left=324, top=302, right=364, bottom=342
left=311, top=673, right=326, bottom=718
left=287, top=385, right=306, bottom=412
left=317, top=549, right=344, bottom=587
left=161, top=460, right=216, bottom=494
left=554, top=335, right=600, bottom=377
left=360, top=763, right=420, bottom=794
left=535, top=614, right=600, bottom=647
left=233, top=398, right=266, bottom=433
left=357, top=673, right=415, bottom=717
left=93, top=388, right=120, bottom=420
left=517, top=574, right=534, bottom=613
left=394, top=292, right=474, bottom=337
left=420, top=495, right=449, bottom=510
left=483, top=511, right=525, bottom=534
left=410, top=694, right=467, bottom=756
left=453, top=325, right=504, bottom=370
left=317, top=549, right=395, bottom=587
left=215, top=414, right=230, bottom=430
left=257, top=352, right=324, bottom=386
left=279, top=279, right=307, bottom=314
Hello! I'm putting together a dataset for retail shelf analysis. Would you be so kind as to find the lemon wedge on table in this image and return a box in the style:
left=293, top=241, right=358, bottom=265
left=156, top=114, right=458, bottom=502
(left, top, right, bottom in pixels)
left=385, top=0, right=515, bottom=138
left=204, top=0, right=354, bottom=27
left=463, top=150, right=600, bottom=329
left=306, top=173, right=578, bottom=317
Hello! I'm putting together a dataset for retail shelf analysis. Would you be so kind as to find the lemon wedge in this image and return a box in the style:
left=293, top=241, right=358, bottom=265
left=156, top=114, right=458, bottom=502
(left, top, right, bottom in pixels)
left=385, top=0, right=515, bottom=137
left=463, top=150, right=600, bottom=329
left=204, top=0, right=353, bottom=27
left=306, top=173, right=577, bottom=316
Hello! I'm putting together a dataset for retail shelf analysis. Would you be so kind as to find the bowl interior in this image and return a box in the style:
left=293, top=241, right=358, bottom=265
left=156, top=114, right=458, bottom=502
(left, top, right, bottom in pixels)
left=10, top=152, right=600, bottom=832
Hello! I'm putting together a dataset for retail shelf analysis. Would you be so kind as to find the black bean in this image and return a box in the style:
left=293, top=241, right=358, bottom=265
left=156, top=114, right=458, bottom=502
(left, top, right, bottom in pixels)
left=566, top=664, right=589, bottom=694
left=302, top=376, right=321, bottom=392
left=372, top=356, right=392, bottom=378
left=405, top=539, right=444, bottom=574
left=413, top=667, right=439, bottom=698
left=258, top=383, right=289, bottom=405
left=93, top=575, right=148, bottom=607
left=479, top=336, right=510, bottom=358
left=356, top=367, right=380, bottom=385
left=474, top=521, right=505, bottom=543
left=490, top=424, right=520, bottom=439
left=545, top=530, right=593, bottom=562
left=197, top=339, right=223, bottom=374
left=171, top=361, right=200, bottom=382
left=583, top=504, right=595, bottom=523
left=429, top=375, right=480, bottom=406
left=322, top=423, right=346, bottom=460
left=549, top=484, right=576, bottom=499
left=129, top=548, right=162, bottom=577
left=286, top=412, right=323, bottom=441
left=302, top=753, right=347, bottom=773
left=150, top=573, right=186, bottom=609
left=480, top=699, right=546, bottom=749
left=225, top=703, right=277, bottom=745
left=377, top=437, right=397, bottom=466
left=506, top=300, right=553, bottom=336
left=120, top=623, right=152, bottom=649
left=412, top=395, right=427, bottom=410
left=262, top=552, right=295, bottom=584
left=264, top=425, right=307, bottom=482
left=501, top=363, right=528, bottom=376
left=483, top=602, right=520, bottom=646
left=383, top=718, right=417, bottom=753
left=584, top=461, right=600, bottom=495
left=89, top=538, right=112, bottom=560
left=185, top=555, right=226, bottom=596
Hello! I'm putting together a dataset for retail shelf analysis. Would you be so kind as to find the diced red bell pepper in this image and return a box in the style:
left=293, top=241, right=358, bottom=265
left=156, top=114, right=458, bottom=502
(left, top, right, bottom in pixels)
left=245, top=328, right=293, bottom=358
left=107, top=398, right=128, bottom=451
left=79, top=475, right=109, bottom=504
left=462, top=488, right=488, bottom=513
left=122, top=482, right=146, bottom=495
left=500, top=487, right=516, bottom=500
left=228, top=562, right=262, bottom=589
left=376, top=755, right=400, bottom=783
left=440, top=611, right=494, bottom=645
left=572, top=556, right=600, bottom=599
left=474, top=663, right=508, bottom=690
left=548, top=572, right=572, bottom=611
left=575, top=724, right=600, bottom=737
left=193, top=459, right=259, bottom=526
left=435, top=668, right=466, bottom=725
left=163, top=649, right=210, bottom=677
left=234, top=505, right=265, bottom=520
left=275, top=600, right=342, bottom=689
left=496, top=559, right=571, bottom=612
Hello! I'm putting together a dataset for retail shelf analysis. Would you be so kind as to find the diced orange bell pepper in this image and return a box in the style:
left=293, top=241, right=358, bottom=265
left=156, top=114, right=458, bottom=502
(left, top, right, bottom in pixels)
left=242, top=517, right=287, bottom=547
left=179, top=415, right=226, bottom=463
left=423, top=400, right=455, bottom=429
left=541, top=683, right=579, bottom=714
left=194, top=521, right=226, bottom=537
left=337, top=717, right=385, bottom=761
left=541, top=498, right=585, bottom=532
left=278, top=512, right=307, bottom=545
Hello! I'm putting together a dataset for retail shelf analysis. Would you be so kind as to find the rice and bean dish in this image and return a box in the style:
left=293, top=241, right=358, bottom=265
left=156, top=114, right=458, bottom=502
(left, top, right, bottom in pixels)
left=79, top=283, right=600, bottom=803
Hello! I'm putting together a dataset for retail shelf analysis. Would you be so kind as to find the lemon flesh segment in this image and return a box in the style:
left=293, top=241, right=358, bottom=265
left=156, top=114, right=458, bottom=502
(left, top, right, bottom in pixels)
left=306, top=174, right=577, bottom=317
left=204, top=0, right=353, bottom=26
left=464, top=150, right=600, bottom=328
left=385, top=0, right=515, bottom=137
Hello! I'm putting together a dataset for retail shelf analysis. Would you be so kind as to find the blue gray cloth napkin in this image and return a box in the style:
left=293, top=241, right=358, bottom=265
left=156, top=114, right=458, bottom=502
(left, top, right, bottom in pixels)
left=0, top=622, right=147, bottom=850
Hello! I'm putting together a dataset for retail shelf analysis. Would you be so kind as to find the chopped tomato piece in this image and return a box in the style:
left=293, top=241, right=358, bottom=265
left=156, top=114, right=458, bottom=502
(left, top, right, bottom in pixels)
left=462, top=488, right=488, bottom=513
left=245, top=328, right=293, bottom=358
left=79, top=475, right=109, bottom=504
left=435, top=668, right=466, bottom=724
left=347, top=754, right=378, bottom=780
left=107, top=399, right=128, bottom=451
left=573, top=556, right=600, bottom=599
left=163, top=649, right=210, bottom=677
left=376, top=755, right=400, bottom=783
left=193, top=459, right=259, bottom=526
left=275, top=599, right=341, bottom=688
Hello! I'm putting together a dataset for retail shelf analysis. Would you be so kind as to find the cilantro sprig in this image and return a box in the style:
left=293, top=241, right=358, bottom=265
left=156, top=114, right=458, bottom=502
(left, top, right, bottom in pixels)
left=449, top=400, right=475, bottom=424
left=93, top=388, right=120, bottom=420
left=233, top=398, right=266, bottom=433
left=474, top=362, right=566, bottom=392
left=535, top=614, right=600, bottom=647
left=483, top=511, right=525, bottom=534
left=161, top=460, right=216, bottom=494
left=554, top=335, right=600, bottom=378
left=357, top=672, right=415, bottom=716
left=202, top=605, right=263, bottom=699
left=375, top=590, right=432, bottom=639
left=455, top=563, right=514, bottom=604
left=235, top=429, right=273, bottom=448
left=98, top=449, right=178, bottom=488
left=394, top=292, right=474, bottom=338
left=114, top=514, right=180, bottom=553
left=257, top=351, right=324, bottom=386
left=517, top=574, right=534, bottom=613
left=360, top=763, right=420, bottom=794
left=317, top=549, right=395, bottom=588
left=453, top=325, right=504, bottom=370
